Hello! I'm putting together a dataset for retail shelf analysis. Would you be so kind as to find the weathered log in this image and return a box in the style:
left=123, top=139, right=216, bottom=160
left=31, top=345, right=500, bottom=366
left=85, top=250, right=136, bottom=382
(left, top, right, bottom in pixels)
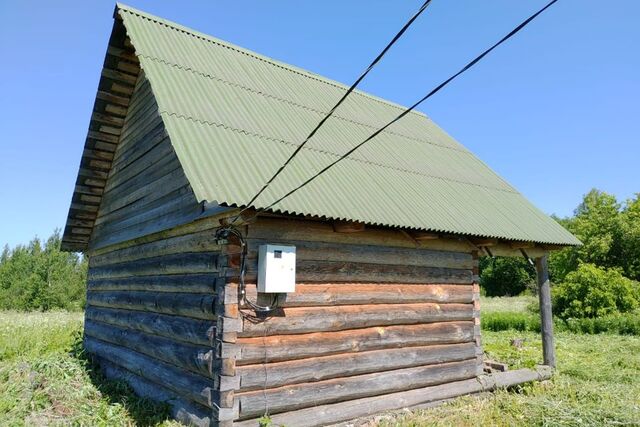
left=238, top=342, right=476, bottom=391
left=87, top=210, right=233, bottom=258
left=89, top=231, right=221, bottom=267
left=234, top=367, right=553, bottom=427
left=248, top=216, right=473, bottom=253
left=241, top=283, right=473, bottom=307
left=237, top=321, right=474, bottom=364
left=84, top=336, right=216, bottom=408
left=87, top=290, right=216, bottom=320
left=85, top=306, right=215, bottom=346
left=239, top=303, right=473, bottom=337
left=98, top=358, right=213, bottom=427
left=87, top=273, right=218, bottom=294
left=244, top=238, right=474, bottom=269
left=88, top=252, right=217, bottom=280
left=85, top=319, right=214, bottom=378
left=238, top=259, right=472, bottom=284
left=236, top=359, right=477, bottom=418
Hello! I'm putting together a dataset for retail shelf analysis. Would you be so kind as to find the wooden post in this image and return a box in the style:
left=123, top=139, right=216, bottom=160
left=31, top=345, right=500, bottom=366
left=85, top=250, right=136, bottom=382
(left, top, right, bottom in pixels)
left=535, top=255, right=556, bottom=368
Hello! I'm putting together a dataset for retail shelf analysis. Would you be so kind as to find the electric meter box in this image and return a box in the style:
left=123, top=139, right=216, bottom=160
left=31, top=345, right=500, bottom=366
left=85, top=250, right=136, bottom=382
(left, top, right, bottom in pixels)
left=257, top=244, right=296, bottom=293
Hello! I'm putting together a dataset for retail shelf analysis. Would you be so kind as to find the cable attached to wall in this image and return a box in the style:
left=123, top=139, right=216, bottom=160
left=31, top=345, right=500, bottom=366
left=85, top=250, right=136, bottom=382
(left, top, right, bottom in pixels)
left=215, top=226, right=279, bottom=320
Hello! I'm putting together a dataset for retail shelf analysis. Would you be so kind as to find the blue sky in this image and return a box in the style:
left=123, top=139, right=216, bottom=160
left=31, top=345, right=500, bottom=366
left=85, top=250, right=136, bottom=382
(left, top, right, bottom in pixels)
left=0, top=0, right=638, bottom=248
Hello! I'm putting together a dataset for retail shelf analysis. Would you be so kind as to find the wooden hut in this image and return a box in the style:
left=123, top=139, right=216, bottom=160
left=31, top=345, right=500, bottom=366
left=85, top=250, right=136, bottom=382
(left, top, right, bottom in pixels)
left=61, top=4, right=580, bottom=426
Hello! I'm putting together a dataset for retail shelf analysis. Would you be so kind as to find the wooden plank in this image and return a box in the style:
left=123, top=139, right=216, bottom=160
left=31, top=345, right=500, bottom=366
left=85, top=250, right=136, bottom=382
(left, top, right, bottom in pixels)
left=249, top=217, right=473, bottom=253
left=87, top=273, right=217, bottom=294
left=97, top=168, right=188, bottom=216
left=98, top=125, right=121, bottom=136
left=101, top=68, right=137, bottom=85
left=87, top=290, right=216, bottom=320
left=85, top=306, right=215, bottom=347
left=116, top=60, right=139, bottom=75
left=89, top=231, right=222, bottom=267
left=236, top=359, right=477, bottom=418
left=93, top=140, right=118, bottom=153
left=91, top=112, right=125, bottom=127
left=111, top=82, right=135, bottom=96
left=78, top=167, right=109, bottom=180
left=237, top=321, right=474, bottom=364
left=87, top=130, right=120, bottom=144
left=238, top=342, right=476, bottom=391
left=99, top=359, right=213, bottom=427
left=84, top=336, right=216, bottom=408
left=85, top=319, right=214, bottom=377
left=90, top=199, right=202, bottom=251
left=241, top=283, right=474, bottom=307
left=105, top=103, right=128, bottom=117
left=244, top=238, right=474, bottom=269
left=106, top=45, right=139, bottom=63
left=87, top=252, right=218, bottom=279
left=96, top=90, right=130, bottom=107
left=66, top=218, right=94, bottom=228
left=74, top=185, right=104, bottom=196
left=93, top=190, right=195, bottom=238
left=332, top=220, right=365, bottom=233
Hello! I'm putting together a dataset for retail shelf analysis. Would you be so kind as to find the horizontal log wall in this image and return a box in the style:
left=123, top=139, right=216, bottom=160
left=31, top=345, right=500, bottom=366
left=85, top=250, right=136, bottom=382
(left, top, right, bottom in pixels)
left=227, top=217, right=480, bottom=423
left=89, top=71, right=202, bottom=250
left=84, top=221, right=237, bottom=425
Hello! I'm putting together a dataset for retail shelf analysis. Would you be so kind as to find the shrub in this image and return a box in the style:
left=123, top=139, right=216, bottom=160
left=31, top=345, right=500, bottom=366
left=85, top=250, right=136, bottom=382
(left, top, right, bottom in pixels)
left=479, top=257, right=535, bottom=297
left=481, top=312, right=541, bottom=332
left=553, top=263, right=640, bottom=319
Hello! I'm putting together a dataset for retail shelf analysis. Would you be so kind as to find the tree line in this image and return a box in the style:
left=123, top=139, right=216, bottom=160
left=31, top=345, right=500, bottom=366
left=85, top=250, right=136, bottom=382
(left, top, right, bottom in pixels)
left=0, top=230, right=87, bottom=311
left=481, top=189, right=640, bottom=318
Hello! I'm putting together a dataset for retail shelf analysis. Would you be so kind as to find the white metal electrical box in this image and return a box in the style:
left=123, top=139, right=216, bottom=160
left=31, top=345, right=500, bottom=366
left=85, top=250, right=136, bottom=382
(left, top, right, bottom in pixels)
left=257, top=244, right=296, bottom=293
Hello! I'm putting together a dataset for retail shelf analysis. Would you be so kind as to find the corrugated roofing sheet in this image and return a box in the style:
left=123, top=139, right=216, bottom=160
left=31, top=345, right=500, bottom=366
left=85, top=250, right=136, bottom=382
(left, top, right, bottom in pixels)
left=116, top=3, right=580, bottom=245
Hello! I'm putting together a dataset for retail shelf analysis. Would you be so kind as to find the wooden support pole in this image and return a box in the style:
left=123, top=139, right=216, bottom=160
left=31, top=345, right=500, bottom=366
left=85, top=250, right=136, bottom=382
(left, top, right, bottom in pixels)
left=535, top=255, right=556, bottom=368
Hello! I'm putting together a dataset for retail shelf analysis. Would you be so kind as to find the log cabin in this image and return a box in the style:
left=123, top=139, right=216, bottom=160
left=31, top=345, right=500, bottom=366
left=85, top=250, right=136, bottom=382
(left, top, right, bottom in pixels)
left=61, top=4, right=580, bottom=426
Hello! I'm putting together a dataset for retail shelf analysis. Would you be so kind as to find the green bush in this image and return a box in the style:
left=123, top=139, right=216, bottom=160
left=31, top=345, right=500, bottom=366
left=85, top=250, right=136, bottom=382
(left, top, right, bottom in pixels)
left=481, top=310, right=640, bottom=335
left=553, top=263, right=640, bottom=319
left=479, top=257, right=535, bottom=297
left=482, top=311, right=540, bottom=332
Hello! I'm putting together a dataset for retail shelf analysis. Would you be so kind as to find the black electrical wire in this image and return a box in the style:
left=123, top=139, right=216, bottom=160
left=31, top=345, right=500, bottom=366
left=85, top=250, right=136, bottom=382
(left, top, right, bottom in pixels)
left=215, top=226, right=278, bottom=319
left=257, top=0, right=560, bottom=214
left=229, top=0, right=434, bottom=225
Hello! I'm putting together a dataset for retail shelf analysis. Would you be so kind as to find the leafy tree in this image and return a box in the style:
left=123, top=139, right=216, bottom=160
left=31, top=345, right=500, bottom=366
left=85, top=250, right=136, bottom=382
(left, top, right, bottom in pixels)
left=553, top=263, right=640, bottom=319
left=479, top=256, right=535, bottom=297
left=620, top=194, right=640, bottom=281
left=0, top=229, right=87, bottom=311
left=549, top=189, right=625, bottom=282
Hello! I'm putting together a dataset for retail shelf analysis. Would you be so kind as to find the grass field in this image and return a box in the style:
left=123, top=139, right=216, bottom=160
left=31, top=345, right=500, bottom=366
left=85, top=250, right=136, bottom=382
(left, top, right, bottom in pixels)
left=1, top=300, right=639, bottom=426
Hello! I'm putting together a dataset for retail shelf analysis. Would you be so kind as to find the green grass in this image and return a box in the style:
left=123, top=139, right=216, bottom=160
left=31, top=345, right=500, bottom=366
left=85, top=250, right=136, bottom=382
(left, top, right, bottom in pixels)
left=374, top=297, right=640, bottom=426
left=480, top=295, right=640, bottom=335
left=0, top=311, right=180, bottom=426
left=2, top=302, right=640, bottom=426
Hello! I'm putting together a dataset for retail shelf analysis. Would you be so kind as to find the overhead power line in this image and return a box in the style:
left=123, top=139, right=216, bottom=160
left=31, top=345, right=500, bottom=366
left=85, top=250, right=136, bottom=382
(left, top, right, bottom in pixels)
left=230, top=0, right=434, bottom=223
left=257, top=0, right=560, bottom=214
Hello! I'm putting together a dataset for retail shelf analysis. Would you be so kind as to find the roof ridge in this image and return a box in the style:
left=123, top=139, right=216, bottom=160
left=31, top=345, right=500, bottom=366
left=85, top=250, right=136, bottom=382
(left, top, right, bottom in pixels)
left=138, top=53, right=469, bottom=153
left=116, top=3, right=430, bottom=120
left=160, top=111, right=519, bottom=195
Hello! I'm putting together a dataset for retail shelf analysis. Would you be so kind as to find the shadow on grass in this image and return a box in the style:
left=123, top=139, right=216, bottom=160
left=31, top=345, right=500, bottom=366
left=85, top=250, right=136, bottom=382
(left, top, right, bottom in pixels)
left=69, top=331, right=173, bottom=426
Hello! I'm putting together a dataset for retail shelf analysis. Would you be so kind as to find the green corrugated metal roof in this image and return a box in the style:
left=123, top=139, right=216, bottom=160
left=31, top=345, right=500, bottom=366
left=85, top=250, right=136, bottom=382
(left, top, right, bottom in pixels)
left=116, top=3, right=580, bottom=246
